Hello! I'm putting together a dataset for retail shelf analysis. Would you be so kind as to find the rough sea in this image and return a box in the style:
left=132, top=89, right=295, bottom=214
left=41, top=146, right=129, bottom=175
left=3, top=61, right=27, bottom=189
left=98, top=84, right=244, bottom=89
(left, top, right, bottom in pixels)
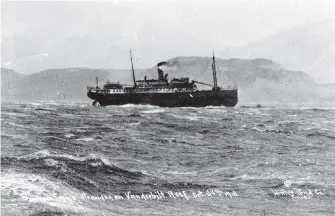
left=1, top=101, right=335, bottom=216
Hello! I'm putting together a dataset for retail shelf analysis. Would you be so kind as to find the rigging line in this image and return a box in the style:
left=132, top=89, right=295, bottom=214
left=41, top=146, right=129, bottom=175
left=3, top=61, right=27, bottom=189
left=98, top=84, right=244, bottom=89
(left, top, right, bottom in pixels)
left=213, top=61, right=224, bottom=85
left=218, top=69, right=225, bottom=85
left=192, top=59, right=212, bottom=81
left=228, top=71, right=238, bottom=87
left=228, top=73, right=238, bottom=87
left=215, top=61, right=237, bottom=87
left=192, top=66, right=207, bottom=81
left=218, top=68, right=237, bottom=88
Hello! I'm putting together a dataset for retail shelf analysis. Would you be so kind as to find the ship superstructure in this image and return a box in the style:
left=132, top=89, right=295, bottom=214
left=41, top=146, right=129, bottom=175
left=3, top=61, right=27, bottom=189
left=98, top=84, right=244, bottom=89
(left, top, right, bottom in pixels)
left=87, top=50, right=238, bottom=107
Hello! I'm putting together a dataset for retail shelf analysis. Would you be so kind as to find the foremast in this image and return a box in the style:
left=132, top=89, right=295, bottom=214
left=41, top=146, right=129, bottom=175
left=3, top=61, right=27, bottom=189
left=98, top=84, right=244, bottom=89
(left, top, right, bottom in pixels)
left=211, top=51, right=220, bottom=91
left=130, top=49, right=137, bottom=87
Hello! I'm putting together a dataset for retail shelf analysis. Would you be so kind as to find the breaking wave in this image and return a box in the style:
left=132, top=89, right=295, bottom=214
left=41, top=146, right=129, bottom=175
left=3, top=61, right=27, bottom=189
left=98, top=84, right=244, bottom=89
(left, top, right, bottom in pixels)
left=2, top=102, right=335, bottom=215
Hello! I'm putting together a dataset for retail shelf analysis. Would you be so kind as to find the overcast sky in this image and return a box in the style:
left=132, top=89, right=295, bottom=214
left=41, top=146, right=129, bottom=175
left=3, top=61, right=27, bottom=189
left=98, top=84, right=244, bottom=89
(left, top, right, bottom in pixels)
left=1, top=0, right=335, bottom=74
left=2, top=0, right=335, bottom=46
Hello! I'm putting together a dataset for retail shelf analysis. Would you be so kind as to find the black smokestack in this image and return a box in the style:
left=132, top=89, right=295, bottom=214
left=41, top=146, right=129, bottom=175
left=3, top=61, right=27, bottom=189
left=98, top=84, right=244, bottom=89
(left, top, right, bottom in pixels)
left=157, top=61, right=167, bottom=81
left=157, top=68, right=164, bottom=81
left=157, top=61, right=167, bottom=67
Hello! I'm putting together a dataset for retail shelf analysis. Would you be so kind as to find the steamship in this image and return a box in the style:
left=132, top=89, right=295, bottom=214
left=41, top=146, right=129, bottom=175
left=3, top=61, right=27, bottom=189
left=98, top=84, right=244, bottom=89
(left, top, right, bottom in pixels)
left=87, top=50, right=238, bottom=107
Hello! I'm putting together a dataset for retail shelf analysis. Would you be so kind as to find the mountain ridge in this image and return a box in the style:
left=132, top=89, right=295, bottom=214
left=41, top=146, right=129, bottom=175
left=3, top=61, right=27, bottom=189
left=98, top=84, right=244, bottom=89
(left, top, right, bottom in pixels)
left=221, top=19, right=335, bottom=84
left=2, top=56, right=332, bottom=105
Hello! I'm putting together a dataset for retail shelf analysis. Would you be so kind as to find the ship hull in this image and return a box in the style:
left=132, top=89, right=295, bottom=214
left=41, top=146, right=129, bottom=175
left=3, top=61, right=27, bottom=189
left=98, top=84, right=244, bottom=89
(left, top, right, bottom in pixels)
left=87, top=89, right=238, bottom=107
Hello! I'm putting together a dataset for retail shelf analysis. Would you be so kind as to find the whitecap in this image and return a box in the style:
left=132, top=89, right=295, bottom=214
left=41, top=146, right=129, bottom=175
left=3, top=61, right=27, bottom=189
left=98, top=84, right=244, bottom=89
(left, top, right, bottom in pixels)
left=19, top=150, right=112, bottom=166
left=170, top=114, right=199, bottom=121
left=44, top=158, right=58, bottom=167
left=21, top=150, right=81, bottom=162
left=30, top=102, right=42, bottom=106
left=164, top=171, right=198, bottom=175
left=1, top=172, right=91, bottom=213
left=64, top=134, right=75, bottom=138
left=251, top=127, right=265, bottom=132
left=87, top=153, right=111, bottom=166
left=22, top=150, right=51, bottom=159
left=76, top=137, right=94, bottom=142
left=116, top=104, right=158, bottom=108
left=128, top=122, right=140, bottom=126
left=140, top=109, right=166, bottom=114
left=90, top=162, right=103, bottom=167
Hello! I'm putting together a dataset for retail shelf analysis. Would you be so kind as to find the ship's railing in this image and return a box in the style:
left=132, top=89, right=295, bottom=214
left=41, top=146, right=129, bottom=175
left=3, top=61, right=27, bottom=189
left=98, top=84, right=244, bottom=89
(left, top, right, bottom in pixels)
left=87, top=87, right=96, bottom=91
left=87, top=86, right=237, bottom=93
left=220, top=86, right=238, bottom=90
left=87, top=87, right=109, bottom=93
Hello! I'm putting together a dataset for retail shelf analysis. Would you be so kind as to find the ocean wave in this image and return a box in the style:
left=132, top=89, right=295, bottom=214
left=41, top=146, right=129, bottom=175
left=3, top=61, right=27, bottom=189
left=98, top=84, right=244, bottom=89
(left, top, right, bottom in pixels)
left=13, top=150, right=111, bottom=165
left=127, top=113, right=142, bottom=117
left=35, top=108, right=57, bottom=112
left=1, top=112, right=31, bottom=117
left=2, top=150, right=215, bottom=196
left=76, top=137, right=94, bottom=142
left=203, top=105, right=228, bottom=109
left=251, top=127, right=266, bottom=132
left=2, top=152, right=147, bottom=193
left=163, top=171, right=198, bottom=175
left=44, top=158, right=59, bottom=167
left=1, top=172, right=90, bottom=214
left=30, top=102, right=43, bottom=106
left=306, top=130, right=335, bottom=139
left=169, top=114, right=199, bottom=121
left=277, top=121, right=299, bottom=127
left=64, top=134, right=76, bottom=138
left=179, top=107, right=199, bottom=110
left=115, top=104, right=159, bottom=108
left=7, top=122, right=29, bottom=128
left=2, top=101, right=335, bottom=215
left=140, top=109, right=166, bottom=114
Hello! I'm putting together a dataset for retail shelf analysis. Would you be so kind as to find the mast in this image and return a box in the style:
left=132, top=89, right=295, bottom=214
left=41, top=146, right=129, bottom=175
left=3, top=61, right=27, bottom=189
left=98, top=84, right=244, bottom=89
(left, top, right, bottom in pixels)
left=212, top=50, right=218, bottom=89
left=130, top=49, right=137, bottom=87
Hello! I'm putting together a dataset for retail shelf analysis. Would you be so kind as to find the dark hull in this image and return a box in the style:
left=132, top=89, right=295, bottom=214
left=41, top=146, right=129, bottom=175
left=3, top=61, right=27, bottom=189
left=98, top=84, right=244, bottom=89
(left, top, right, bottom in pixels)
left=87, top=89, right=238, bottom=107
